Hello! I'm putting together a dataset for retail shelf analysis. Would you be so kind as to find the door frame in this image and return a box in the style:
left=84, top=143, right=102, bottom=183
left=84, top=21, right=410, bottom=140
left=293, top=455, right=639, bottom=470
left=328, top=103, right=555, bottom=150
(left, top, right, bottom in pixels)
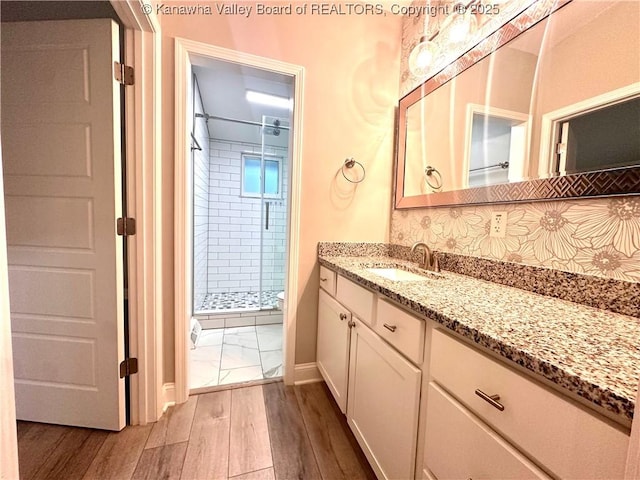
left=174, top=38, right=304, bottom=403
left=109, top=1, right=163, bottom=424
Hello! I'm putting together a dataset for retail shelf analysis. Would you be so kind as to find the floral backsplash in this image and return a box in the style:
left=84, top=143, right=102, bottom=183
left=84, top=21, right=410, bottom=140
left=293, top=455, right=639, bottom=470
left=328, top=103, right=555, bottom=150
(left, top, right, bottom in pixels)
left=391, top=197, right=640, bottom=283
left=392, top=1, right=640, bottom=284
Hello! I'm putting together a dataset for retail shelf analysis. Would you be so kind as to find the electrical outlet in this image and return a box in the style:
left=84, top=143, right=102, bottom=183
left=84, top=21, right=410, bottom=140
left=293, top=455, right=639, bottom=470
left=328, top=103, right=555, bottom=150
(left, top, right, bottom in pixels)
left=490, top=211, right=507, bottom=238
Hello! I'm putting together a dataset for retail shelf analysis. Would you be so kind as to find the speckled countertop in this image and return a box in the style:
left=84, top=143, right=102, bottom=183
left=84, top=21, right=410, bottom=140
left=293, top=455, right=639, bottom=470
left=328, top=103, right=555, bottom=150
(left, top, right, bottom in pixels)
left=318, top=253, right=640, bottom=423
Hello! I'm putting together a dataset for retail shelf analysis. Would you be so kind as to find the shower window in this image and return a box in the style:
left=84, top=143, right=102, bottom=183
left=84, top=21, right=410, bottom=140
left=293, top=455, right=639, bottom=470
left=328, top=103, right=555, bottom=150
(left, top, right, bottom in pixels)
left=241, top=154, right=282, bottom=198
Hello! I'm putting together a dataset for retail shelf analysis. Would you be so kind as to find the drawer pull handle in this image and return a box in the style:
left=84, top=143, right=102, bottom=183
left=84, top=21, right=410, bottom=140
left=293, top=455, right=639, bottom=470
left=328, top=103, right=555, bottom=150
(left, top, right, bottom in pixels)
left=475, top=389, right=505, bottom=411
left=383, top=323, right=397, bottom=333
left=339, top=313, right=347, bottom=321
left=320, top=277, right=328, bottom=282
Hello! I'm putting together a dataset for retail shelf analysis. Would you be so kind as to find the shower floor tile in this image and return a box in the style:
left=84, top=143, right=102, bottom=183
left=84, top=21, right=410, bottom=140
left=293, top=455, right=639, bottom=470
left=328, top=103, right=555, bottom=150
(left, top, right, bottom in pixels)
left=189, top=325, right=283, bottom=390
left=197, top=290, right=281, bottom=312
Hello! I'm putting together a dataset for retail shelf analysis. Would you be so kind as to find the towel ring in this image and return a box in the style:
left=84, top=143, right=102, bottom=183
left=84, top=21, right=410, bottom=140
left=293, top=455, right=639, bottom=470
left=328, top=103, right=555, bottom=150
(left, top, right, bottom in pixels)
left=342, top=158, right=366, bottom=184
left=424, top=166, right=442, bottom=190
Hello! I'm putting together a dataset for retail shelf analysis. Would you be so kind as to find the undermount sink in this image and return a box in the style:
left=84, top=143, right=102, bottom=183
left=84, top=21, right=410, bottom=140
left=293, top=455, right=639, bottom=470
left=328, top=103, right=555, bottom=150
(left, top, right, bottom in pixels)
left=367, top=267, right=436, bottom=282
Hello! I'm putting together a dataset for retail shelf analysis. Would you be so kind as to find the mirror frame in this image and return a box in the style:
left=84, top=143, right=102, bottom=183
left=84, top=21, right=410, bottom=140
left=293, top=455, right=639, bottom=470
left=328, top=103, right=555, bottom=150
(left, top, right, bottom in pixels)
left=394, top=0, right=640, bottom=209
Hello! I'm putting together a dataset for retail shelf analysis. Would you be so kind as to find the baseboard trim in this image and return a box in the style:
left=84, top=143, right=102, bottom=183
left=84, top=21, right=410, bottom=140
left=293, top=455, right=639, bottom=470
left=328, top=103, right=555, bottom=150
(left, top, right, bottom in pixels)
left=294, top=362, right=322, bottom=385
left=161, top=382, right=176, bottom=412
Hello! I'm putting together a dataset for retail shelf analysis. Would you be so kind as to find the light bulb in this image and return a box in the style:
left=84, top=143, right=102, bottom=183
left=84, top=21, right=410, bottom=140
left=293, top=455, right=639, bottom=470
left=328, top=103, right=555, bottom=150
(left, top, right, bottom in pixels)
left=442, top=10, right=477, bottom=45
left=409, top=37, right=439, bottom=77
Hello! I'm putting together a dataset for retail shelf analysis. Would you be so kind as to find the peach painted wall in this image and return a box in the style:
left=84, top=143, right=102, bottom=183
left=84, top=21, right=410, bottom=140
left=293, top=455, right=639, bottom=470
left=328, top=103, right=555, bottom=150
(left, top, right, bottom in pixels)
left=393, top=0, right=640, bottom=284
left=158, top=4, right=402, bottom=380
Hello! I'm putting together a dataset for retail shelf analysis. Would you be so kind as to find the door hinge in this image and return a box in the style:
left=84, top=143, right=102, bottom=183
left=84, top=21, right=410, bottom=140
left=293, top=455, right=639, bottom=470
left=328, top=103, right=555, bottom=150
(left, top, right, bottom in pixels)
left=119, top=357, right=138, bottom=378
left=114, top=61, right=134, bottom=86
left=117, top=217, right=136, bottom=236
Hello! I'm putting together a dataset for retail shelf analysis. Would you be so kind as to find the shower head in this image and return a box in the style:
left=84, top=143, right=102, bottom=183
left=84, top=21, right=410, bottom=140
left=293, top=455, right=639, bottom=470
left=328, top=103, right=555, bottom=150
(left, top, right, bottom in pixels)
left=263, top=119, right=282, bottom=136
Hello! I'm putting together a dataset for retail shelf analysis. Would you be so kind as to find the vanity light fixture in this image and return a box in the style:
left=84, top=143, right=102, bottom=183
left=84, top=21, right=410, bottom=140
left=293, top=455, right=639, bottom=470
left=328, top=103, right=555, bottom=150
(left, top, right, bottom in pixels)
left=245, top=90, right=292, bottom=109
left=408, top=0, right=479, bottom=77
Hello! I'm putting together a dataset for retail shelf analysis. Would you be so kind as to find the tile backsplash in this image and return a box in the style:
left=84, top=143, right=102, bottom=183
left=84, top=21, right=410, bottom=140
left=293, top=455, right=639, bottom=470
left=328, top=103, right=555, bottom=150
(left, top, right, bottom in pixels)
left=392, top=0, right=640, bottom=284
left=391, top=197, right=640, bottom=283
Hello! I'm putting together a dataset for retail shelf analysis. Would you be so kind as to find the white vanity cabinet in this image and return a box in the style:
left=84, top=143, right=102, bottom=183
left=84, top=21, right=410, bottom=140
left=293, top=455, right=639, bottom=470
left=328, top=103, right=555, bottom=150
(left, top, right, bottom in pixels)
left=424, top=329, right=630, bottom=480
left=424, top=381, right=550, bottom=479
left=316, top=271, right=423, bottom=480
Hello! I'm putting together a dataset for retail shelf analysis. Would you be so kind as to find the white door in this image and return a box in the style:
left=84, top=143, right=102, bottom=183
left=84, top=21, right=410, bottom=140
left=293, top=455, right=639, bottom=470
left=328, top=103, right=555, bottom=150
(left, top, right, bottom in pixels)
left=1, top=19, right=126, bottom=431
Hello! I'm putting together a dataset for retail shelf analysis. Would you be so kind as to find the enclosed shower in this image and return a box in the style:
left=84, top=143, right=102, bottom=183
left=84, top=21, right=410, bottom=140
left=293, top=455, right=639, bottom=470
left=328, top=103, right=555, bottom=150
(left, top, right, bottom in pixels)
left=189, top=63, right=293, bottom=389
left=193, top=112, right=288, bottom=314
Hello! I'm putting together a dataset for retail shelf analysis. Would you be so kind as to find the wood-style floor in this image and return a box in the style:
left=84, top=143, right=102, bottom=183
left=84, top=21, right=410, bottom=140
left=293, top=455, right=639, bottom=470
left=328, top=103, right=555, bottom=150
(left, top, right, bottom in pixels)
left=16, top=382, right=376, bottom=480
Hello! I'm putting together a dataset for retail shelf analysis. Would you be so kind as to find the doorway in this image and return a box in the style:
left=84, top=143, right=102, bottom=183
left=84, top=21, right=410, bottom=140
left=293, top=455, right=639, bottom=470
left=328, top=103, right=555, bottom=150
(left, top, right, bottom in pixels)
left=189, top=61, right=293, bottom=389
left=173, top=39, right=304, bottom=402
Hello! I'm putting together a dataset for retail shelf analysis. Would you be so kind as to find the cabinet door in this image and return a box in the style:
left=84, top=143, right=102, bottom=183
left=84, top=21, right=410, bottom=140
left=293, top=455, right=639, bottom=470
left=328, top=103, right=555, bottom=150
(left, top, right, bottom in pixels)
left=317, top=289, right=351, bottom=413
left=424, top=382, right=550, bottom=480
left=347, top=318, right=421, bottom=480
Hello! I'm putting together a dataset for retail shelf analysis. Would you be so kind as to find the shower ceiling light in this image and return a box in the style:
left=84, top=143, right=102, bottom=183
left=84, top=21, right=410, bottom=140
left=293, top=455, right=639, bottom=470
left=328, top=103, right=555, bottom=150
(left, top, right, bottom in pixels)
left=246, top=90, right=292, bottom=109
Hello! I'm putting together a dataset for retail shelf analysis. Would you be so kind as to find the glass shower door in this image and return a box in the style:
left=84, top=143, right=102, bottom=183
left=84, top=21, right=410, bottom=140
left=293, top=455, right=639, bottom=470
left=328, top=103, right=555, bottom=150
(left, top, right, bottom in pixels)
left=259, top=115, right=289, bottom=310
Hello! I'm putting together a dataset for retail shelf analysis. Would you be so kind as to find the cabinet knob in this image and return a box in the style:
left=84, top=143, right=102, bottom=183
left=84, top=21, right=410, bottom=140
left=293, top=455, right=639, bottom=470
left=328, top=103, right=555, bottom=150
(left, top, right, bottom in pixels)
left=320, top=277, right=327, bottom=282
left=474, top=389, right=505, bottom=411
left=383, top=323, right=397, bottom=333
left=339, top=313, right=347, bottom=321
left=348, top=320, right=356, bottom=328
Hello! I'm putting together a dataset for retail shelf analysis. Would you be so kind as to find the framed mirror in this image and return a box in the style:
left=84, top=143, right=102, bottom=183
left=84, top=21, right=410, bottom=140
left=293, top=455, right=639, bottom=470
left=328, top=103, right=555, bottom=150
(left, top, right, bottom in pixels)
left=395, top=0, right=640, bottom=208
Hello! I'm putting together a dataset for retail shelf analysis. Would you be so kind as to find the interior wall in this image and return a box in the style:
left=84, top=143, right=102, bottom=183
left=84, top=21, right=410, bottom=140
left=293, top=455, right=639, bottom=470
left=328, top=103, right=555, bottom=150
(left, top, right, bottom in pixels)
left=392, top=1, right=640, bottom=283
left=159, top=7, right=402, bottom=381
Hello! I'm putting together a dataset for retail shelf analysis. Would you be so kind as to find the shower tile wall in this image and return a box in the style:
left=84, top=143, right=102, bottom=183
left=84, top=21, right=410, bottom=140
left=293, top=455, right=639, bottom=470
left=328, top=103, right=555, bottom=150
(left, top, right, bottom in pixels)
left=192, top=83, right=210, bottom=307
left=207, top=139, right=288, bottom=294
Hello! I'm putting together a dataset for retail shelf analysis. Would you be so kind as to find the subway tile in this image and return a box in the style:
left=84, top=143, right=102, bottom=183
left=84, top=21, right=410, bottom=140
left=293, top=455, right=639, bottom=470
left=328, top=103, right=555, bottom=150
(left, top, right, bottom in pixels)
left=219, top=165, right=239, bottom=174
left=207, top=274, right=229, bottom=281
left=219, top=180, right=238, bottom=189
left=211, top=141, right=232, bottom=151
left=209, top=245, right=230, bottom=253
left=219, top=224, right=242, bottom=233
left=231, top=274, right=252, bottom=281
left=208, top=231, right=230, bottom=238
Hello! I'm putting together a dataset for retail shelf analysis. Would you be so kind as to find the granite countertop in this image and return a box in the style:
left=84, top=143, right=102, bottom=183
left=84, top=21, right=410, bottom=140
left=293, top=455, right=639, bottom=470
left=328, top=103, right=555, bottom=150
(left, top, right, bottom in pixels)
left=318, top=253, right=640, bottom=424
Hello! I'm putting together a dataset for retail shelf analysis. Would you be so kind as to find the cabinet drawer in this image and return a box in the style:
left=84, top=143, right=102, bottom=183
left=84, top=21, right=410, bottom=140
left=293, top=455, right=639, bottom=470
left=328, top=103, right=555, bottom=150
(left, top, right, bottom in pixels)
left=319, top=265, right=336, bottom=296
left=424, top=382, right=550, bottom=480
left=375, top=298, right=424, bottom=365
left=430, top=329, right=629, bottom=479
left=336, top=275, right=374, bottom=326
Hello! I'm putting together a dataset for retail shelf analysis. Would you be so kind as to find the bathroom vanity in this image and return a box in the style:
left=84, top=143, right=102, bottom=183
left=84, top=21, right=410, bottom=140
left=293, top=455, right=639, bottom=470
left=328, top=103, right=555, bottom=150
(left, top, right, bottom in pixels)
left=316, top=243, right=638, bottom=480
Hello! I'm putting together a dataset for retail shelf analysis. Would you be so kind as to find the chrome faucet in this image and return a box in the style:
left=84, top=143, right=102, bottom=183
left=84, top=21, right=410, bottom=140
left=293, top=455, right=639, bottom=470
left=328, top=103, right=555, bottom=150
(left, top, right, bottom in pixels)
left=410, top=242, right=440, bottom=272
